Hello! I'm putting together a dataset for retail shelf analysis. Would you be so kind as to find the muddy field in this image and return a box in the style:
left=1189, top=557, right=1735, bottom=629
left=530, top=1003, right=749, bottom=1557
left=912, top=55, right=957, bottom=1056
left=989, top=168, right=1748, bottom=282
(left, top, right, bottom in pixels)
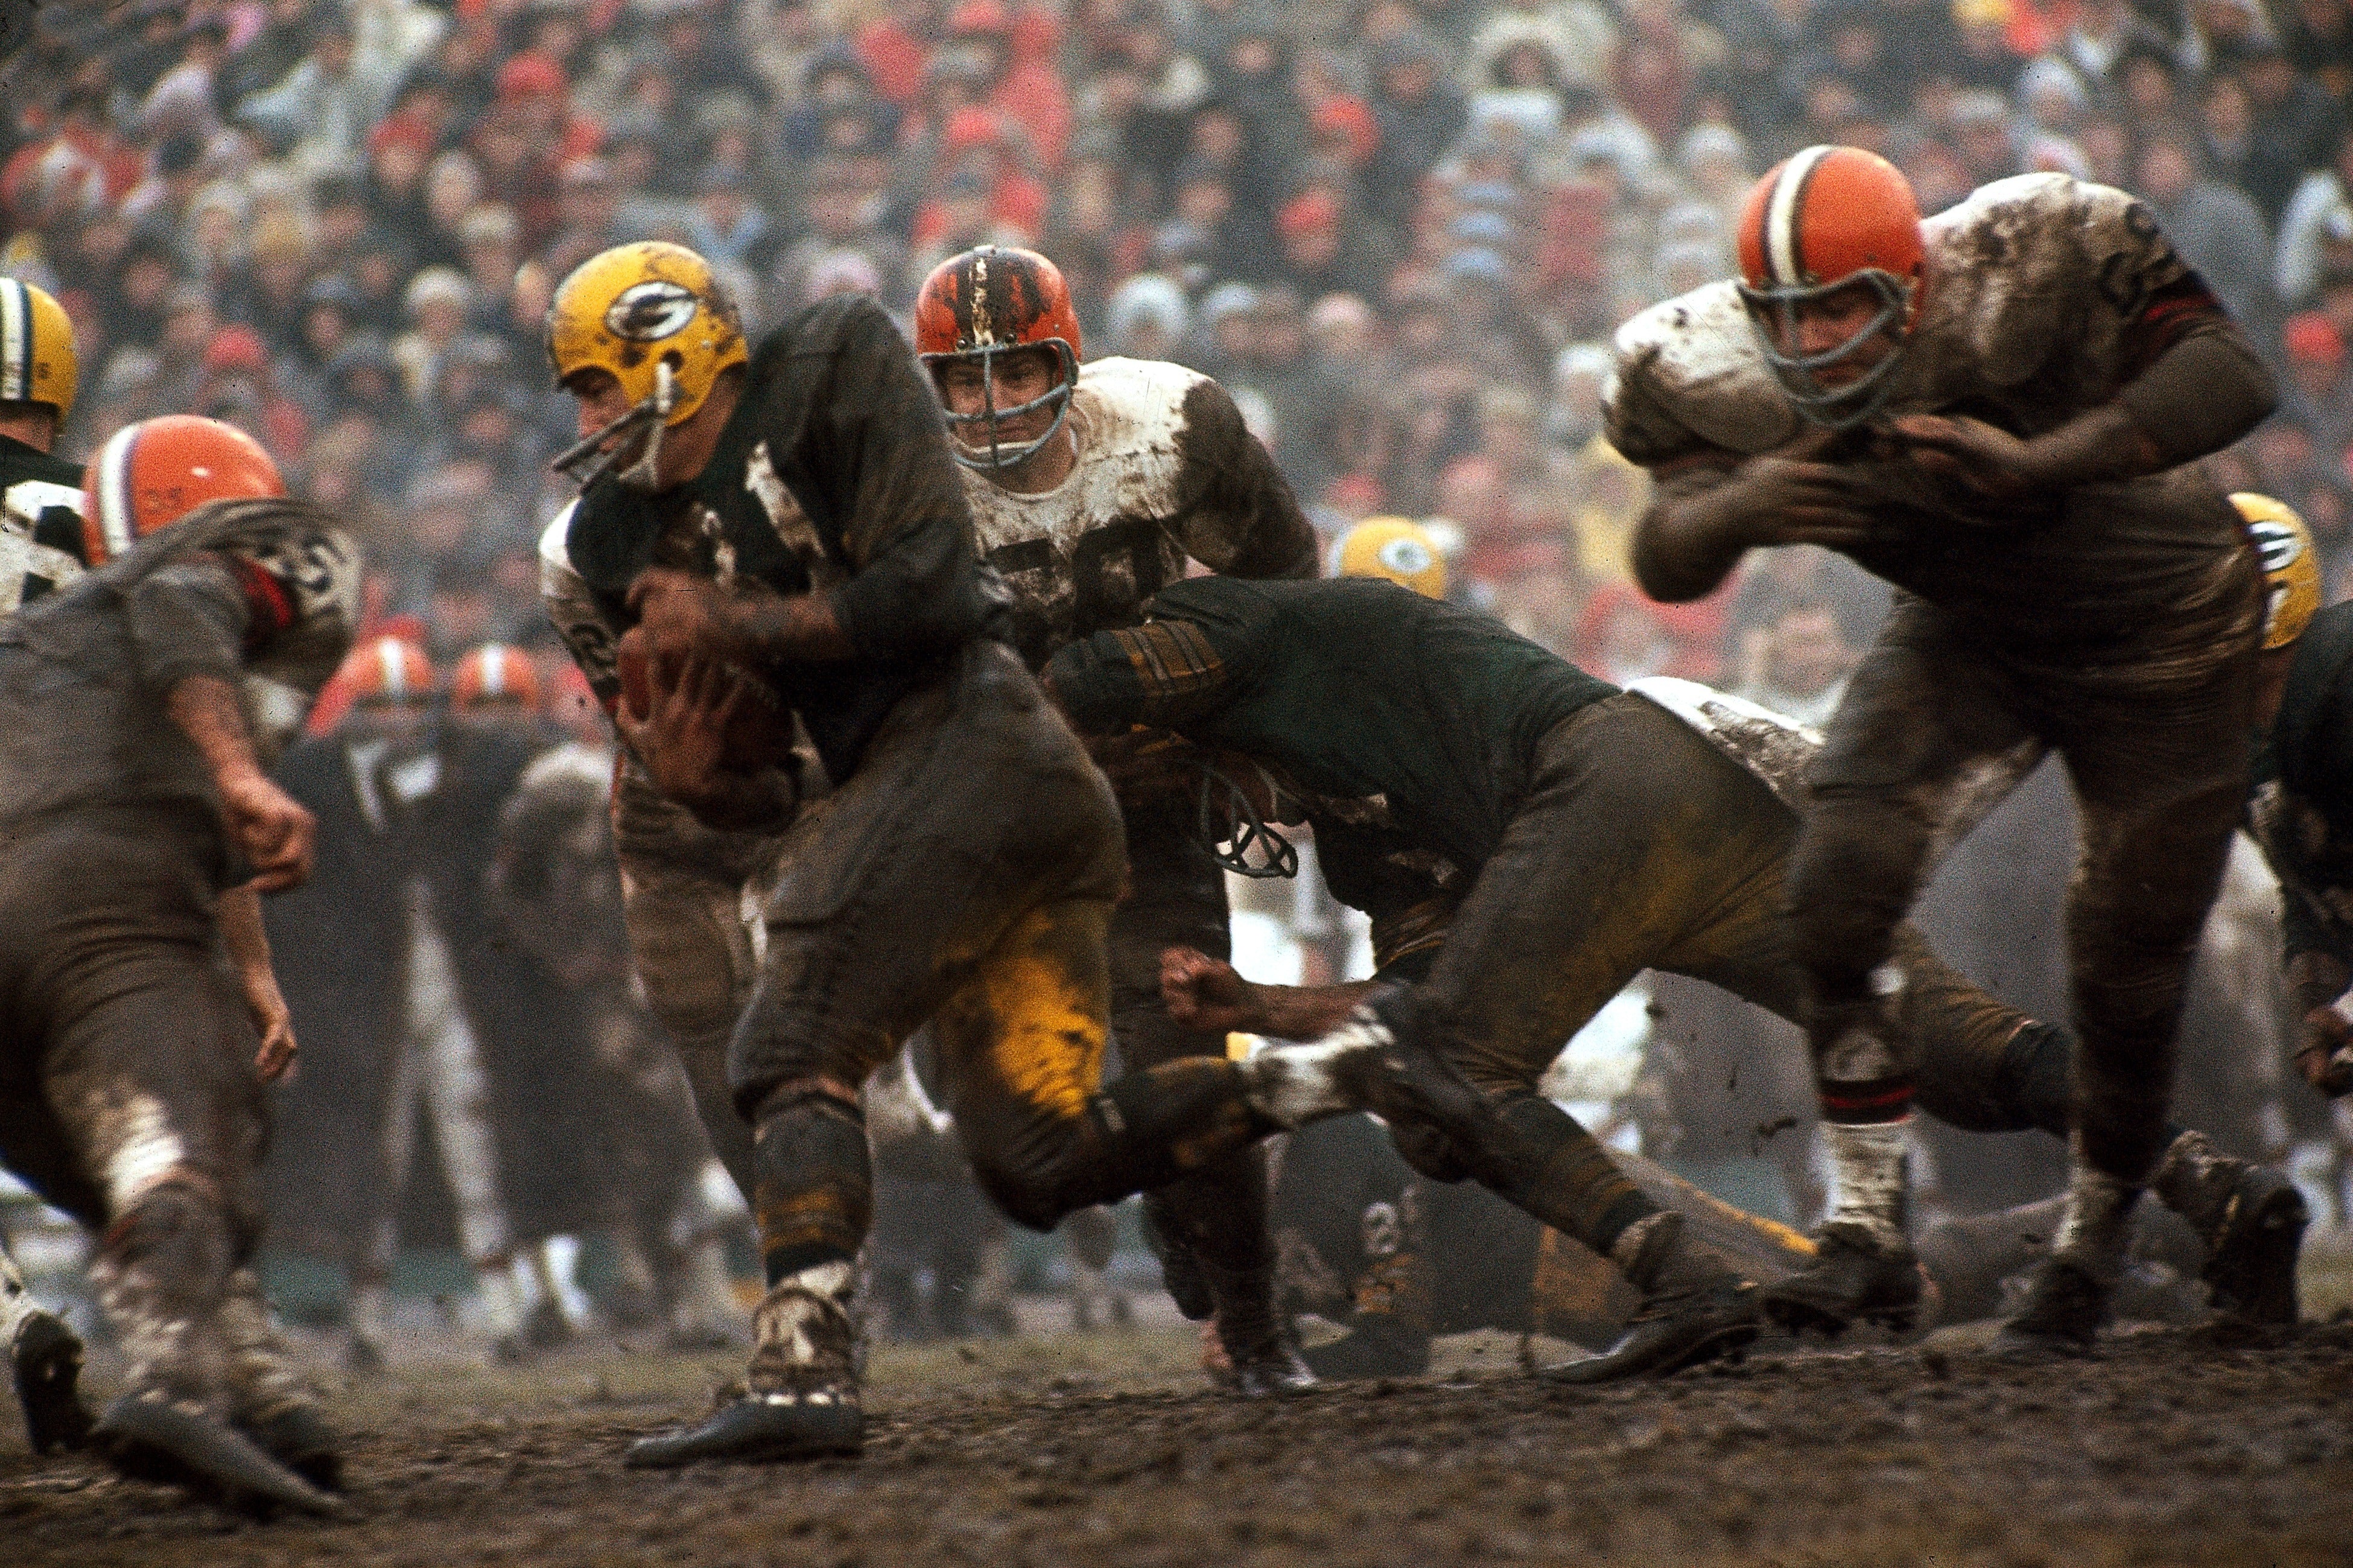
left=9, top=1286, right=2353, bottom=1568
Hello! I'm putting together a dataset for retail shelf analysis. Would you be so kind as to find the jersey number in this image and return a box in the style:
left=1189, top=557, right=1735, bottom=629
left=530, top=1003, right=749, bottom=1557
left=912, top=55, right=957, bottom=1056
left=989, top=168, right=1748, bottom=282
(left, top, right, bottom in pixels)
left=985, top=518, right=1170, bottom=624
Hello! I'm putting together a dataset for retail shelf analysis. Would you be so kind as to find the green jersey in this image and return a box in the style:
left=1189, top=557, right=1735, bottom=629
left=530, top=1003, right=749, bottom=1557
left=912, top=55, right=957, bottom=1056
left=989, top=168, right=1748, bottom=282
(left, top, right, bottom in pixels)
left=0, top=432, right=89, bottom=612
left=1046, top=576, right=1616, bottom=924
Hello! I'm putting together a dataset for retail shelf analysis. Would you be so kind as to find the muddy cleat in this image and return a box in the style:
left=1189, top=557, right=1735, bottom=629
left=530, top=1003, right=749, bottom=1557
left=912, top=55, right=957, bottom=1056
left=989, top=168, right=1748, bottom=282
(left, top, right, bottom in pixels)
left=96, top=1392, right=349, bottom=1517
left=240, top=1403, right=345, bottom=1493
left=1993, top=1257, right=2109, bottom=1359
left=1761, top=1224, right=1924, bottom=1336
left=2199, top=1166, right=2308, bottom=1325
left=628, top=1262, right=864, bottom=1468
left=623, top=1385, right=864, bottom=1468
left=1542, top=1279, right=1762, bottom=1385
left=1302, top=1316, right=1432, bottom=1380
left=2151, top=1133, right=2310, bottom=1326
left=11, top=1309, right=94, bottom=1454
left=1227, top=1333, right=1317, bottom=1396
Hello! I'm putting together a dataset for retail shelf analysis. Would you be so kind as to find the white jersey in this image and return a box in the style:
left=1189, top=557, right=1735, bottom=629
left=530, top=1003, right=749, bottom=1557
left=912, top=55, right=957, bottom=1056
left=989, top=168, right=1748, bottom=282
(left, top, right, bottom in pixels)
left=0, top=476, right=84, bottom=615
left=1605, top=174, right=2202, bottom=465
left=959, top=356, right=1315, bottom=668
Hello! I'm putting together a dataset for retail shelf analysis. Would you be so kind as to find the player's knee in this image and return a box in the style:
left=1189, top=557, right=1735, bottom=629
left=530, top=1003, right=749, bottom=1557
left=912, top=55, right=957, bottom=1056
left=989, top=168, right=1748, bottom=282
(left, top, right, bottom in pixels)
left=102, top=1174, right=236, bottom=1287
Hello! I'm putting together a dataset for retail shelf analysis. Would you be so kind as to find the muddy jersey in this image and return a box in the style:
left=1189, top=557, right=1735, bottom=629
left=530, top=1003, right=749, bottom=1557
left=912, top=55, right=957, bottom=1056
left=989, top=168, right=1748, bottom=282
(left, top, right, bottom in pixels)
left=0, top=496, right=360, bottom=843
left=959, top=357, right=1317, bottom=670
left=1606, top=173, right=2257, bottom=654
left=2249, top=601, right=2353, bottom=976
left=0, top=433, right=87, bottom=614
left=544, top=294, right=1010, bottom=784
left=1046, top=577, right=1615, bottom=951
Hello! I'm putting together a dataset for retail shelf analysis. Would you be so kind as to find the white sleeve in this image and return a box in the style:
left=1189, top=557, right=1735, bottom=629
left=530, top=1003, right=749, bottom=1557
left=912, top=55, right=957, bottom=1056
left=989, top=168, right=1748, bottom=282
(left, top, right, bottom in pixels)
left=539, top=503, right=623, bottom=700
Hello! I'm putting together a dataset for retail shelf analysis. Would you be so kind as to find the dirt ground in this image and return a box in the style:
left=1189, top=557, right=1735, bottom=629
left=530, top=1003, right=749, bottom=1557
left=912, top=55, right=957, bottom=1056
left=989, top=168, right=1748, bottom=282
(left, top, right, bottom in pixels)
left=9, top=1279, right=2353, bottom=1568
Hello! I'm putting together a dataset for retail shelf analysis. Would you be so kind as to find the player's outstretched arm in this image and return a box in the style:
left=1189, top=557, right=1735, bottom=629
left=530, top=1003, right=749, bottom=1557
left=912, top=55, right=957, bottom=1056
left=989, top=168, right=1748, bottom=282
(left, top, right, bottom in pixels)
left=217, top=883, right=298, bottom=1082
left=166, top=673, right=316, bottom=892
left=1160, top=946, right=1374, bottom=1041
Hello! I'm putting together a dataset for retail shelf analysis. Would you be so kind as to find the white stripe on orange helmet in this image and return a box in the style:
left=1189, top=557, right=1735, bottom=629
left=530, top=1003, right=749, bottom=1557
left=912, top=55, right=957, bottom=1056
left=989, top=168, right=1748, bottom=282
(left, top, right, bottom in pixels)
left=1766, top=145, right=1834, bottom=287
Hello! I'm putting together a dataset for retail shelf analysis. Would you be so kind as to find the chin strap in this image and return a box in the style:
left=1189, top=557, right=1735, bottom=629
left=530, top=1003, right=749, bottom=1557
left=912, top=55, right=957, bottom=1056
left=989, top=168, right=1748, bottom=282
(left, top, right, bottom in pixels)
left=550, top=361, right=676, bottom=492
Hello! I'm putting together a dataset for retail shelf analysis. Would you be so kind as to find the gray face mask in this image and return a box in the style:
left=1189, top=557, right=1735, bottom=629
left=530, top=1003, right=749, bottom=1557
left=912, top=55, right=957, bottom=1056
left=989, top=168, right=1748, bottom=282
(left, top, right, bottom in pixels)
left=551, top=360, right=676, bottom=493
left=1737, top=269, right=1914, bottom=431
left=925, top=342, right=1078, bottom=473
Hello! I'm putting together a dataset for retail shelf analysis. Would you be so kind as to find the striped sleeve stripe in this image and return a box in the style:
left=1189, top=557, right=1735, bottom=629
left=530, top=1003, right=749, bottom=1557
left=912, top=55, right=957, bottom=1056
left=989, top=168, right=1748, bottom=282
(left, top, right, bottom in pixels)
left=1758, top=145, right=1835, bottom=287
left=91, top=422, right=140, bottom=562
left=0, top=281, right=25, bottom=404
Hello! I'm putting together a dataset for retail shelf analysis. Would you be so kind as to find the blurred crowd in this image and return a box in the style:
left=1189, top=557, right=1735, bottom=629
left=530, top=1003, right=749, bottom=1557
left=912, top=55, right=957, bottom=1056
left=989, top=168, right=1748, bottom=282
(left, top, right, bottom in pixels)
left=13, top=0, right=2353, bottom=722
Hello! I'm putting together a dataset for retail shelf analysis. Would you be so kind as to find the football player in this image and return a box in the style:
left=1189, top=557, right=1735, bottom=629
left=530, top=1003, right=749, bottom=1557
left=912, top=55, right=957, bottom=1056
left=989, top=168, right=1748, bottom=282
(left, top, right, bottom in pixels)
left=1613, top=147, right=2276, bottom=1353
left=912, top=244, right=1320, bottom=1389
left=2240, top=500, right=2353, bottom=1108
left=0, top=414, right=360, bottom=1511
left=0, top=276, right=92, bottom=1457
left=1047, top=519, right=2305, bottom=1381
left=535, top=243, right=1494, bottom=1465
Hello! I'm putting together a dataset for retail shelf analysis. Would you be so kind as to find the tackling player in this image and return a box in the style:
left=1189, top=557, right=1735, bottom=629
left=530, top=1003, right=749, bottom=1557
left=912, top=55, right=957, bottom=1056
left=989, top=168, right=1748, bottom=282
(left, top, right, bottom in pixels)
left=912, top=244, right=1319, bottom=1390
left=1612, top=147, right=2276, bottom=1353
left=0, top=415, right=360, bottom=1511
left=535, top=243, right=1496, bottom=1465
left=1047, top=520, right=2305, bottom=1380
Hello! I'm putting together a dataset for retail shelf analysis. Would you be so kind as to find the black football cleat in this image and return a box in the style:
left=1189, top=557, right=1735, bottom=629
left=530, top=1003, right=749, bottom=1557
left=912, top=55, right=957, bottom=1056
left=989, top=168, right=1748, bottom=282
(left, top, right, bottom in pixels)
left=624, top=1388, right=863, bottom=1468
left=2199, top=1164, right=2308, bottom=1325
left=97, top=1392, right=348, bottom=1517
left=240, top=1402, right=345, bottom=1493
left=1993, top=1258, right=2109, bottom=1360
left=1761, top=1225, right=1925, bottom=1336
left=11, top=1309, right=93, bottom=1455
left=1542, top=1279, right=1762, bottom=1385
left=1301, top=1316, right=1433, bottom=1380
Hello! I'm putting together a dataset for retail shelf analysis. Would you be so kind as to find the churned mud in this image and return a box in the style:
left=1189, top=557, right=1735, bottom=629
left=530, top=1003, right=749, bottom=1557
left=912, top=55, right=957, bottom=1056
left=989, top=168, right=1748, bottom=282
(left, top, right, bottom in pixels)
left=8, top=1300, right=2353, bottom=1567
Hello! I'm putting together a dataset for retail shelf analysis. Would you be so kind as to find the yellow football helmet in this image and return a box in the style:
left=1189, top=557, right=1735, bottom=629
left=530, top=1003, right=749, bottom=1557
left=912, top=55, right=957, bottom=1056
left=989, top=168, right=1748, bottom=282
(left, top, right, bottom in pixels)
left=2234, top=492, right=2322, bottom=651
left=1335, top=516, right=1447, bottom=600
left=545, top=242, right=746, bottom=488
left=0, top=278, right=77, bottom=424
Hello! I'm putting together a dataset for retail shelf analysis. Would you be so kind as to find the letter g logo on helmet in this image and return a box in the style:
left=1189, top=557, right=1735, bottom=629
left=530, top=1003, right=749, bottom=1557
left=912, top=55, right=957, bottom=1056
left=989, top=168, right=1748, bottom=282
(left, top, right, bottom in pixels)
left=605, top=280, right=700, bottom=343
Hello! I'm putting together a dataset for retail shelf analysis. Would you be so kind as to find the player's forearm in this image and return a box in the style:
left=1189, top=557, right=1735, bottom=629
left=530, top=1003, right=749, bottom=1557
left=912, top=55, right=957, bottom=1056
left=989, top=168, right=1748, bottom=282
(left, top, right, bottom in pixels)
left=1246, top=979, right=1381, bottom=1041
left=1630, top=486, right=1750, bottom=604
left=216, top=883, right=275, bottom=978
left=725, top=590, right=855, bottom=664
left=166, top=674, right=267, bottom=793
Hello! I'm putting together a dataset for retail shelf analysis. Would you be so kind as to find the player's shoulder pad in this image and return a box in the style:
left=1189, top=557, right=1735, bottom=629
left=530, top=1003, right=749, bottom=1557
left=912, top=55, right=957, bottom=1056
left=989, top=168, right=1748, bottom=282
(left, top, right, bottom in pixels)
left=1606, top=280, right=1797, bottom=462
left=539, top=499, right=582, bottom=576
left=1074, top=355, right=1213, bottom=448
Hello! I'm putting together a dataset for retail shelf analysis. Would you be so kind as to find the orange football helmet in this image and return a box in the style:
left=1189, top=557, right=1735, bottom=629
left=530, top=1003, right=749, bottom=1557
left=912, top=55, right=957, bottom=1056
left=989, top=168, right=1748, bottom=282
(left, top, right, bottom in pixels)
left=82, top=414, right=287, bottom=565
left=913, top=244, right=1082, bottom=471
left=449, top=643, right=544, bottom=711
left=341, top=636, right=435, bottom=706
left=1735, top=145, right=1926, bottom=428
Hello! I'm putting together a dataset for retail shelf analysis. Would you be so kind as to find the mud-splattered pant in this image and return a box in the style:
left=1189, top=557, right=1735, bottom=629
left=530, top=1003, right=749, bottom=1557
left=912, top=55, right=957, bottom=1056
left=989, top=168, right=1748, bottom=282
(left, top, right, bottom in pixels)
left=611, top=755, right=786, bottom=1203
left=0, top=804, right=271, bottom=1411
left=729, top=643, right=1270, bottom=1286
left=1789, top=580, right=2262, bottom=1187
left=1109, top=819, right=1271, bottom=1325
left=1405, top=693, right=2082, bottom=1259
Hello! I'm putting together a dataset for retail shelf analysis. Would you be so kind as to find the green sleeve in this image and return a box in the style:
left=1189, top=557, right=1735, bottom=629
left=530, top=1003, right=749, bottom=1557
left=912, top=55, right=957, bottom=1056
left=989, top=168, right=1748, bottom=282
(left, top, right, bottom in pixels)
left=1043, top=577, right=1274, bottom=734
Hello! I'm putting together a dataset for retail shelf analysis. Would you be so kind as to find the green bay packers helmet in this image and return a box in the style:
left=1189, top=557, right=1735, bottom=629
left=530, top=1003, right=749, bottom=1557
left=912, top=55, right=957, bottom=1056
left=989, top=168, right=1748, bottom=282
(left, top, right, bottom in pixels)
left=2234, top=492, right=2321, bottom=651
left=1335, top=516, right=1447, bottom=600
left=0, top=278, right=76, bottom=424
left=545, top=243, right=746, bottom=489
